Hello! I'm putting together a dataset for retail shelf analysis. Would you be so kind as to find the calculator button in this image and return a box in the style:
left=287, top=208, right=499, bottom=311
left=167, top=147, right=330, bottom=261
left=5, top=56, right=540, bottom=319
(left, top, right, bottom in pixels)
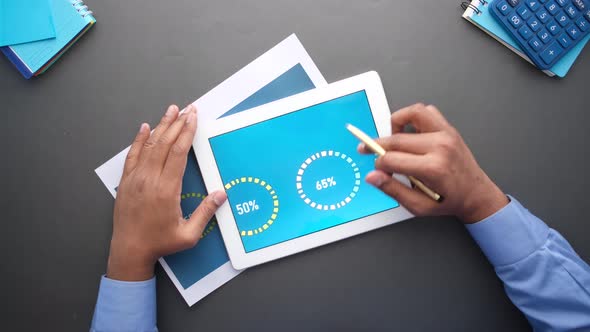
left=518, top=5, right=533, bottom=18
left=526, top=0, right=542, bottom=10
left=556, top=0, right=569, bottom=6
left=538, top=28, right=553, bottom=42
left=547, top=19, right=562, bottom=33
left=565, top=4, right=579, bottom=17
left=508, top=0, right=521, bottom=6
left=573, top=0, right=587, bottom=10
left=567, top=24, right=582, bottom=38
left=546, top=0, right=561, bottom=14
left=557, top=32, right=572, bottom=46
left=540, top=41, right=564, bottom=64
left=537, top=8, right=552, bottom=22
left=586, top=10, right=590, bottom=21
left=576, top=16, right=590, bottom=30
left=509, top=13, right=525, bottom=27
left=497, top=1, right=513, bottom=14
left=529, top=36, right=545, bottom=50
left=528, top=17, right=543, bottom=30
left=518, top=25, right=534, bottom=38
left=556, top=11, right=572, bottom=25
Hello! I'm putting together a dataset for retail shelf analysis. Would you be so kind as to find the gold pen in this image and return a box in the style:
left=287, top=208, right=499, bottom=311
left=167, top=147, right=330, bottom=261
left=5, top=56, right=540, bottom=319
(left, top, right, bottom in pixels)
left=346, top=124, right=443, bottom=203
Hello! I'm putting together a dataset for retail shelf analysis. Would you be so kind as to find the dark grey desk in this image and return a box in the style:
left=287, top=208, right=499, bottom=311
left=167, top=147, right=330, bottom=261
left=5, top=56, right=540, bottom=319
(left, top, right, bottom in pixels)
left=2, top=0, right=588, bottom=331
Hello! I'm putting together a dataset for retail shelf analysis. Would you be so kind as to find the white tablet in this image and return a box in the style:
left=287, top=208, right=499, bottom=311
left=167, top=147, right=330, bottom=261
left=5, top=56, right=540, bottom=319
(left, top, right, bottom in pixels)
left=195, top=71, right=413, bottom=269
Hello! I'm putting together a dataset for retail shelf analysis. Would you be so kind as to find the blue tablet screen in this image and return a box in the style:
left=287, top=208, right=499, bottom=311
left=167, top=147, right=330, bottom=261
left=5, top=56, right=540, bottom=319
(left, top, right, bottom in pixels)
left=209, top=90, right=399, bottom=253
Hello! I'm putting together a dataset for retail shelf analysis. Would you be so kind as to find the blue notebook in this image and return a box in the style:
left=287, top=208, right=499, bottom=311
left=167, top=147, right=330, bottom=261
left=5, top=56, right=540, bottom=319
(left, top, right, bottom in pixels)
left=462, top=0, right=589, bottom=77
left=0, top=0, right=56, bottom=46
left=1, top=0, right=95, bottom=79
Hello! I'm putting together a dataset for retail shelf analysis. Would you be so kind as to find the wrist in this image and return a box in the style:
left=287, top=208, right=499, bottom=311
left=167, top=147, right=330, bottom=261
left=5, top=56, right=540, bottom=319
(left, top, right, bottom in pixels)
left=106, top=241, right=156, bottom=281
left=106, top=259, right=155, bottom=282
left=459, top=177, right=509, bottom=224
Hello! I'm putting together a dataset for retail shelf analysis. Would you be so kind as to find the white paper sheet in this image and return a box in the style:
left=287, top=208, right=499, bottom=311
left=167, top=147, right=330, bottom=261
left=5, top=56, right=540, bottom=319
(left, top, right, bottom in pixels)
left=95, top=34, right=327, bottom=306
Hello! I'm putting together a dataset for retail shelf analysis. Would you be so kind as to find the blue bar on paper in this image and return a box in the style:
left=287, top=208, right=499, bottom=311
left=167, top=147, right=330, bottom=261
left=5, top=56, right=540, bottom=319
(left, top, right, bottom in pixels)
left=164, top=63, right=316, bottom=288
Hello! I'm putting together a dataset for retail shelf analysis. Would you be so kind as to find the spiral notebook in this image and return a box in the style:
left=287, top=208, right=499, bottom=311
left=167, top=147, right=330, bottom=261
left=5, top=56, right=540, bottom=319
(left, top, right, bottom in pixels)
left=0, top=0, right=56, bottom=46
left=1, top=0, right=95, bottom=79
left=461, top=0, right=589, bottom=77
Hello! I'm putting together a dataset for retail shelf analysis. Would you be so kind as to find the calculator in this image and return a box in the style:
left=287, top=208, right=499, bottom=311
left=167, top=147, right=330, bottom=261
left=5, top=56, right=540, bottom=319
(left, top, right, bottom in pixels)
left=490, top=0, right=590, bottom=70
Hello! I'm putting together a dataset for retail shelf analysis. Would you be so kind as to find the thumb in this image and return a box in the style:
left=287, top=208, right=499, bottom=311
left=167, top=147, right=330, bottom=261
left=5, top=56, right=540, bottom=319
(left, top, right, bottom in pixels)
left=182, top=191, right=227, bottom=242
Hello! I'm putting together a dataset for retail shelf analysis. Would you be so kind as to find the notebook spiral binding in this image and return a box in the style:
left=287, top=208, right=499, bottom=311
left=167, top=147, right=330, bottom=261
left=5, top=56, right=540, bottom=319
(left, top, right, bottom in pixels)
left=460, top=0, right=488, bottom=14
left=71, top=0, right=93, bottom=18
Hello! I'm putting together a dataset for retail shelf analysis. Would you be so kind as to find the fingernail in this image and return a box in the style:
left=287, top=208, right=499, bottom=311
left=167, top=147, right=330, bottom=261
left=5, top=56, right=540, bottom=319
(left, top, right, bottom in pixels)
left=139, top=123, right=148, bottom=133
left=366, top=171, right=384, bottom=187
left=166, top=105, right=177, bottom=117
left=212, top=191, right=227, bottom=206
left=185, top=111, right=195, bottom=124
left=357, top=142, right=365, bottom=152
left=371, top=178, right=384, bottom=187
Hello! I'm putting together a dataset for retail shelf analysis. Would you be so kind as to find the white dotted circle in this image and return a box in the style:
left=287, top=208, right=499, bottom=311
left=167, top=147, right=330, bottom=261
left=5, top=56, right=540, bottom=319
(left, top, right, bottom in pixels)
left=295, top=150, right=361, bottom=210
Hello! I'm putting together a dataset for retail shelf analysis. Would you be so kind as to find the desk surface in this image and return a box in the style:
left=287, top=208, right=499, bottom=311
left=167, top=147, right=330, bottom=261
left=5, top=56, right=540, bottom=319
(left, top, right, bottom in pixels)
left=1, top=0, right=588, bottom=331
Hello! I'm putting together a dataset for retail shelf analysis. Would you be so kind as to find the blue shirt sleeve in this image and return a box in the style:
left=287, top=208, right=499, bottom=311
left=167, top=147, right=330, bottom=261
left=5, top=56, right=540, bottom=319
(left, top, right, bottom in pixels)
left=90, top=276, right=158, bottom=332
left=466, top=196, right=590, bottom=331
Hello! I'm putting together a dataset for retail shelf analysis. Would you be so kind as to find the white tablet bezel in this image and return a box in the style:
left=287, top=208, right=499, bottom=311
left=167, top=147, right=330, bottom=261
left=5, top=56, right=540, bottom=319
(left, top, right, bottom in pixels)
left=194, top=71, right=414, bottom=269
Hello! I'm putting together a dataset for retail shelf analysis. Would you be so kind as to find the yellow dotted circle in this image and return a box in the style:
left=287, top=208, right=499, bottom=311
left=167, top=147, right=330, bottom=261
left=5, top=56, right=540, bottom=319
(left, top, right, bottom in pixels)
left=181, top=192, right=206, bottom=200
left=200, top=219, right=217, bottom=239
left=180, top=192, right=216, bottom=238
left=224, top=177, right=279, bottom=237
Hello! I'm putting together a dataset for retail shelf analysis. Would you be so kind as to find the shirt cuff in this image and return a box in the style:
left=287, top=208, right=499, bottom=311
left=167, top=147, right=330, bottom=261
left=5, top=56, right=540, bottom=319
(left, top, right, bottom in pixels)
left=91, top=275, right=157, bottom=332
left=465, top=196, right=549, bottom=267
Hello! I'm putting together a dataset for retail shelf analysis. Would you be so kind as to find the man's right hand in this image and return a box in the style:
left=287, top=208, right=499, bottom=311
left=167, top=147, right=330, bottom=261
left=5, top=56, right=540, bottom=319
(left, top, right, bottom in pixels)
left=359, top=103, right=508, bottom=224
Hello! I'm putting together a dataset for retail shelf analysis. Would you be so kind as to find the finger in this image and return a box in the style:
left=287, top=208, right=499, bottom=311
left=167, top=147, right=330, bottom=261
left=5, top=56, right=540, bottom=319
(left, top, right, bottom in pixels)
left=391, top=103, right=449, bottom=134
left=123, top=123, right=150, bottom=177
left=366, top=170, right=439, bottom=216
left=180, top=191, right=227, bottom=246
left=375, top=151, right=430, bottom=178
left=358, top=132, right=439, bottom=155
left=161, top=106, right=198, bottom=186
left=140, top=105, right=179, bottom=162
left=149, top=105, right=195, bottom=170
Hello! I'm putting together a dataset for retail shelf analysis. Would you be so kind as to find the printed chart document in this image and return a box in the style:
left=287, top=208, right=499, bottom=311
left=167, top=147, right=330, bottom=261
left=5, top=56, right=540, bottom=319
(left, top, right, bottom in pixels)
left=95, top=34, right=327, bottom=306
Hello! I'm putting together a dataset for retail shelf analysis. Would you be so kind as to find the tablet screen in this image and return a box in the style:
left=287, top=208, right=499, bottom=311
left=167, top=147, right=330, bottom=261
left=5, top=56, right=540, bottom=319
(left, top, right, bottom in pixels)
left=209, top=90, right=399, bottom=253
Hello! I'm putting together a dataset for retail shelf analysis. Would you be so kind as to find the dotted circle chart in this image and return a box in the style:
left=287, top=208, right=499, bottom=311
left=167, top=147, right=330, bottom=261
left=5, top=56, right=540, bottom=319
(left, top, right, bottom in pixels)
left=181, top=192, right=217, bottom=238
left=295, top=150, right=361, bottom=210
left=224, top=177, right=279, bottom=237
